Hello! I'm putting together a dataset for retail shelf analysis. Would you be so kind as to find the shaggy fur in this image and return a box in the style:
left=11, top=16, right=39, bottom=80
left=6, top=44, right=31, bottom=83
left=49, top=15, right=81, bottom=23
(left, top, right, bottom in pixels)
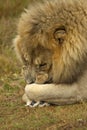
left=14, top=0, right=87, bottom=106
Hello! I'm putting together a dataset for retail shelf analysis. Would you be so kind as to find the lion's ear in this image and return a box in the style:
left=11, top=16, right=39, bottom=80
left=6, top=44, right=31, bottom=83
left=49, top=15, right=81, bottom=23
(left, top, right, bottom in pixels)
left=54, top=26, right=66, bottom=45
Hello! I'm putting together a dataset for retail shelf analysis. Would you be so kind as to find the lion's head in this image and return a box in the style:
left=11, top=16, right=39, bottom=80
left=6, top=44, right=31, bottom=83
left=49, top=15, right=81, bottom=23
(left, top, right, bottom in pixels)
left=14, top=0, right=87, bottom=84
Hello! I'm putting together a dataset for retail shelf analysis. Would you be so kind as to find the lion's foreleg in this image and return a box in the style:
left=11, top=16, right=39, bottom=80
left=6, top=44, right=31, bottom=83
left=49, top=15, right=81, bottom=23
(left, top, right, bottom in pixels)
left=24, top=83, right=83, bottom=105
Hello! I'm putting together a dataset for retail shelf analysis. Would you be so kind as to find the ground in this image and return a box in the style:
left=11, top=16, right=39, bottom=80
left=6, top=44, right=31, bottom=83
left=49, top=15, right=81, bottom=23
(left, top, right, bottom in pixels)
left=0, top=0, right=87, bottom=130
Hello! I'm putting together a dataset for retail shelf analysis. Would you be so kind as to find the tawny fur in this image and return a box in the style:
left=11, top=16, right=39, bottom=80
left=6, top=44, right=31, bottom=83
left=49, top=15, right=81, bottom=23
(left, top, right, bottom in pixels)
left=14, top=0, right=87, bottom=106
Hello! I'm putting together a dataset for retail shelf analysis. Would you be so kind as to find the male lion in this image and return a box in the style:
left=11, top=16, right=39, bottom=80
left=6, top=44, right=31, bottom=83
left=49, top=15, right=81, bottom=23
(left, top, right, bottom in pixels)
left=14, top=0, right=87, bottom=107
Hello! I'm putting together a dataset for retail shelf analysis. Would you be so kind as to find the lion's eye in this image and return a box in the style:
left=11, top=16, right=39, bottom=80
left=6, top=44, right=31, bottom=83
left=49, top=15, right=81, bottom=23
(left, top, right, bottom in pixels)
left=54, top=27, right=66, bottom=44
left=39, top=63, right=47, bottom=68
left=35, top=63, right=47, bottom=70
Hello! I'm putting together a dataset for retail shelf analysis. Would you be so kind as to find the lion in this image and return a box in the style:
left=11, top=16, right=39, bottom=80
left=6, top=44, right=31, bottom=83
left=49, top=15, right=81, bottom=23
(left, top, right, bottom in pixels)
left=14, top=0, right=87, bottom=107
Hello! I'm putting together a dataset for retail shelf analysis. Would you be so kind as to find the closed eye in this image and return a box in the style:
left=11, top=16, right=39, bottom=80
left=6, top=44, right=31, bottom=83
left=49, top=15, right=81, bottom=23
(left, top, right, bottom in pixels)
left=35, top=63, right=47, bottom=70
left=39, top=63, right=47, bottom=67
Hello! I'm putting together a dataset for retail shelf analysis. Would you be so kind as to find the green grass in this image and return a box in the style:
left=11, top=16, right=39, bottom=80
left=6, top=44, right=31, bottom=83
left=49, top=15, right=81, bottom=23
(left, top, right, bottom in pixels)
left=0, top=0, right=87, bottom=130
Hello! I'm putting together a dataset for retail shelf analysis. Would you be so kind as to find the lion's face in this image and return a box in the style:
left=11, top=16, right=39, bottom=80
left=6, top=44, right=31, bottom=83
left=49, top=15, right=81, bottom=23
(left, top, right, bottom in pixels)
left=22, top=45, right=53, bottom=84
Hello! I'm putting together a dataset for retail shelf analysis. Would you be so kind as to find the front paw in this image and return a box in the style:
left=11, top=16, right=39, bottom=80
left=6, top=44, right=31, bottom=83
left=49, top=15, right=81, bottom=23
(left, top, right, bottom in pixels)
left=28, top=101, right=40, bottom=107
left=39, top=101, right=50, bottom=107
left=27, top=101, right=50, bottom=107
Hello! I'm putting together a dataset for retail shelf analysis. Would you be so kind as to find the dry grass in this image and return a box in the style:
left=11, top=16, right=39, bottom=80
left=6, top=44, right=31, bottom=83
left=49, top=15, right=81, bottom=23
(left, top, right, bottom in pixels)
left=0, top=17, right=21, bottom=77
left=0, top=0, right=32, bottom=18
left=0, top=0, right=87, bottom=130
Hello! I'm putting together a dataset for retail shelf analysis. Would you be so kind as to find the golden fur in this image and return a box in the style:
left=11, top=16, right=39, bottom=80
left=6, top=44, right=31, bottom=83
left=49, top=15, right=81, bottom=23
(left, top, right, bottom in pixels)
left=14, top=0, right=87, bottom=106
